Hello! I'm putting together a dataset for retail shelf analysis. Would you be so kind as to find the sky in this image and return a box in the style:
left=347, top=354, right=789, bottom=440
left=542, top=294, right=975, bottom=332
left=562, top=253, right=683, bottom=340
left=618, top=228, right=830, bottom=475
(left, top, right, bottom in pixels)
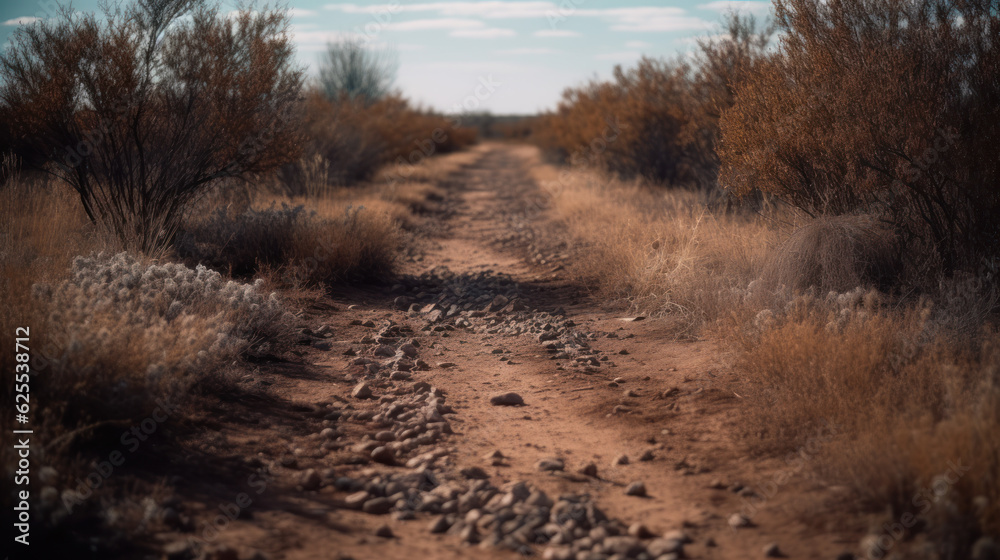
left=0, top=0, right=773, bottom=115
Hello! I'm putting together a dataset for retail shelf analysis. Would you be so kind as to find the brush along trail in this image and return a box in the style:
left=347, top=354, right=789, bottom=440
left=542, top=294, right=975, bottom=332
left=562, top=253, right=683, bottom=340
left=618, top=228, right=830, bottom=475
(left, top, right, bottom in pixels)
left=162, top=144, right=855, bottom=560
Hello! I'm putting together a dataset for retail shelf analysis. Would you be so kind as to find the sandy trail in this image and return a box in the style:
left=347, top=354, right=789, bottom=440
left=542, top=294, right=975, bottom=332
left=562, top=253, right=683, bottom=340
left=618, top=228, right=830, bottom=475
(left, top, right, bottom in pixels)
left=166, top=144, right=855, bottom=560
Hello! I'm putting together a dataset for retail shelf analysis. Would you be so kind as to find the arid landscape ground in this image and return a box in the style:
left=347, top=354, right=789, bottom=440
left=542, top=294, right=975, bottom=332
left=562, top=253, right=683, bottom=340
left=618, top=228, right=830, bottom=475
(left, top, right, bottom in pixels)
left=131, top=144, right=861, bottom=560
left=2, top=1, right=999, bottom=559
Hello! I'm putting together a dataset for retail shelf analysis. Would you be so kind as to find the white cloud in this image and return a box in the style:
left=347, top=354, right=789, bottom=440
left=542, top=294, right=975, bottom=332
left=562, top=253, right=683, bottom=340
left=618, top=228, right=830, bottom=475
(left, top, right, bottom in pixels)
left=2, top=16, right=41, bottom=26
left=496, top=47, right=559, bottom=55
left=697, top=1, right=772, bottom=13
left=625, top=40, right=653, bottom=48
left=533, top=29, right=580, bottom=37
left=325, top=2, right=556, bottom=19
left=326, top=4, right=711, bottom=33
left=384, top=18, right=484, bottom=31
left=595, top=51, right=642, bottom=61
left=450, top=28, right=517, bottom=38
left=576, top=7, right=711, bottom=32
left=288, top=8, right=318, bottom=18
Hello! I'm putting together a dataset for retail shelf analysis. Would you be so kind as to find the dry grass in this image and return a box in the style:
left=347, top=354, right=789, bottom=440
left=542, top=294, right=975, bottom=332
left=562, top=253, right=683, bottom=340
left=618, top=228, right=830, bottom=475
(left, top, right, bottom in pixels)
left=533, top=148, right=999, bottom=551
left=531, top=158, right=781, bottom=337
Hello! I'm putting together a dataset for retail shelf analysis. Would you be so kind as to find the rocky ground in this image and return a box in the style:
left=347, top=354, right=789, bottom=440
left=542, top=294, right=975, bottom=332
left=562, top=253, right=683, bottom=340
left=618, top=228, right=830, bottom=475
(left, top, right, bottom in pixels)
left=152, top=144, right=863, bottom=560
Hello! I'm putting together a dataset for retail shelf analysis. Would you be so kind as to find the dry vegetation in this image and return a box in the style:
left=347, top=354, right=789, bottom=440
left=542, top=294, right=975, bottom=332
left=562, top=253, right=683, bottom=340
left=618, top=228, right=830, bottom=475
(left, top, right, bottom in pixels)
left=0, top=0, right=477, bottom=552
left=530, top=0, right=1000, bottom=553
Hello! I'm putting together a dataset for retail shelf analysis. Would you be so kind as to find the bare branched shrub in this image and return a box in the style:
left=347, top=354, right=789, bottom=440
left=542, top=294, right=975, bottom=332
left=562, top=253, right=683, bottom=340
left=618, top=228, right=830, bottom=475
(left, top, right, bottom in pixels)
left=719, top=0, right=1000, bottom=275
left=0, top=0, right=304, bottom=253
left=318, top=38, right=398, bottom=104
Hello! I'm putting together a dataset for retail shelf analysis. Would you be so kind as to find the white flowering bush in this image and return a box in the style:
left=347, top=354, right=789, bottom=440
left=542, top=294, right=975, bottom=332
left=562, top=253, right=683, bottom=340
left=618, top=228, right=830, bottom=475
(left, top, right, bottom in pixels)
left=31, top=252, right=291, bottom=418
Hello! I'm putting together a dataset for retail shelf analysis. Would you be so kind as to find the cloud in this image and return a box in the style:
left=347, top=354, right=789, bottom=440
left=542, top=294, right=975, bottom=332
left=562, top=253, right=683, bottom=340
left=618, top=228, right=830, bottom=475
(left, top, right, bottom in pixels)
left=533, top=29, right=580, bottom=37
left=495, top=47, right=559, bottom=55
left=2, top=16, right=42, bottom=26
left=325, top=2, right=556, bottom=19
left=383, top=18, right=484, bottom=31
left=697, top=1, right=772, bottom=13
left=625, top=40, right=653, bottom=48
left=288, top=8, right=318, bottom=18
left=576, top=7, right=711, bottom=32
left=595, top=51, right=642, bottom=61
left=450, top=28, right=517, bottom=38
left=326, top=3, right=711, bottom=32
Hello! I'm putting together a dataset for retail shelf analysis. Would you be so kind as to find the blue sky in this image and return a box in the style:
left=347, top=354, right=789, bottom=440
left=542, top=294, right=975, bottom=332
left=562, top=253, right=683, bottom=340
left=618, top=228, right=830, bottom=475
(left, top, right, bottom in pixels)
left=0, top=0, right=772, bottom=114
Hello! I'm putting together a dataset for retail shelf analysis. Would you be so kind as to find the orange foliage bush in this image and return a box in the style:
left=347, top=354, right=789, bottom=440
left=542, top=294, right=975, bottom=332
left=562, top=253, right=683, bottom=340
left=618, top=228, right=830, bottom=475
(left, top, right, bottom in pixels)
left=534, top=15, right=772, bottom=191
left=719, top=0, right=1000, bottom=274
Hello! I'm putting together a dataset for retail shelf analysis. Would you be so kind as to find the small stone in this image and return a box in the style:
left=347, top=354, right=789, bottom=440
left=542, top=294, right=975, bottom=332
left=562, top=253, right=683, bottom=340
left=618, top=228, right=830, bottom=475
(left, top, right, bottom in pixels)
left=311, top=340, right=333, bottom=350
left=578, top=463, right=598, bottom=477
left=613, top=454, right=630, bottom=466
left=437, top=362, right=458, bottom=368
left=362, top=497, right=394, bottom=515
left=344, top=491, right=370, bottom=509
left=320, top=427, right=338, bottom=439
left=536, top=458, right=565, bottom=472
left=374, top=345, right=395, bottom=357
left=728, top=513, right=750, bottom=529
left=371, top=446, right=396, bottom=465
left=429, top=515, right=452, bottom=534
left=299, top=469, right=322, bottom=491
left=639, top=449, right=655, bottom=462
left=624, top=481, right=647, bottom=497
left=375, top=524, right=394, bottom=538
left=489, top=392, right=524, bottom=406
left=763, top=543, right=782, bottom=557
left=461, top=466, right=490, bottom=480
left=662, top=530, right=691, bottom=544
left=627, top=522, right=654, bottom=539
left=647, top=538, right=684, bottom=556
left=375, top=431, right=396, bottom=442
left=352, top=382, right=373, bottom=399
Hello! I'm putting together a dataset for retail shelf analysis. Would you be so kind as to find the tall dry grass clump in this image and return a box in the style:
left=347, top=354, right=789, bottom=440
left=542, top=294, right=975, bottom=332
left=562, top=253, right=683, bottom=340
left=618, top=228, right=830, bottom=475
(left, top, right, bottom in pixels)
left=532, top=160, right=781, bottom=337
left=719, top=0, right=1000, bottom=276
left=176, top=198, right=401, bottom=285
left=732, top=286, right=1000, bottom=552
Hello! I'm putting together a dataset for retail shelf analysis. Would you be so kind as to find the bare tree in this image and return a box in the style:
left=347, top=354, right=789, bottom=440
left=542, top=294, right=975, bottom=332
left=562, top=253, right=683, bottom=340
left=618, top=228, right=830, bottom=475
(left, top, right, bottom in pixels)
left=318, top=38, right=398, bottom=104
left=0, top=0, right=304, bottom=253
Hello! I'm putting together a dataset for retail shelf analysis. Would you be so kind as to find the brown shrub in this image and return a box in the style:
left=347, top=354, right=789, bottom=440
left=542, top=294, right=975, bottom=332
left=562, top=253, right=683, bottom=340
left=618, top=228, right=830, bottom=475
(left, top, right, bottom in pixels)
left=288, top=91, right=478, bottom=191
left=758, top=214, right=901, bottom=293
left=533, top=15, right=771, bottom=191
left=719, top=0, right=1000, bottom=275
left=0, top=1, right=303, bottom=254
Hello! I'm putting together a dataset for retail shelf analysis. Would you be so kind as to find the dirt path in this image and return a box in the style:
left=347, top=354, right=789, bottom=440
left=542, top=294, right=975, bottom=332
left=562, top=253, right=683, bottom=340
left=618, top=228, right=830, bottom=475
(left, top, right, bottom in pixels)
left=163, top=144, right=857, bottom=560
